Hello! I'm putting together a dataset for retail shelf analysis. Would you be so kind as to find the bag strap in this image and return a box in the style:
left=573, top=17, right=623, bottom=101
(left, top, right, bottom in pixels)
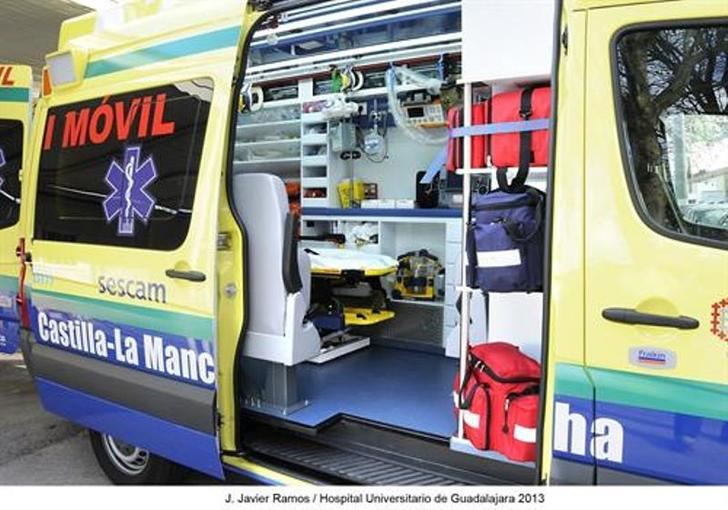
left=500, top=188, right=545, bottom=244
left=457, top=366, right=476, bottom=409
left=496, top=88, right=535, bottom=193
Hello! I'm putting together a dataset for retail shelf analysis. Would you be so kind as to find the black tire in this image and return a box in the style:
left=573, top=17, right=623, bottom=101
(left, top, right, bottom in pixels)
left=89, top=429, right=179, bottom=485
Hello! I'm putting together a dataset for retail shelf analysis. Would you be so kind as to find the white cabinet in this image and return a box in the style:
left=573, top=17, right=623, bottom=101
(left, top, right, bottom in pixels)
left=462, top=0, right=555, bottom=86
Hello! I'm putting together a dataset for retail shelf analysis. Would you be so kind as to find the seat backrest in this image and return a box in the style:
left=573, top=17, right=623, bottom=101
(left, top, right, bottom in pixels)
left=233, top=173, right=303, bottom=337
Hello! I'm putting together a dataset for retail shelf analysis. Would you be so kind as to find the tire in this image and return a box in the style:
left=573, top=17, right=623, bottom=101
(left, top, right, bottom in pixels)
left=89, top=429, right=179, bottom=485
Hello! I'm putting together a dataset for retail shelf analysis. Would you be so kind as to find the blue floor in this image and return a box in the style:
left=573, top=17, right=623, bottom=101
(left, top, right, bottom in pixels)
left=287, top=346, right=458, bottom=438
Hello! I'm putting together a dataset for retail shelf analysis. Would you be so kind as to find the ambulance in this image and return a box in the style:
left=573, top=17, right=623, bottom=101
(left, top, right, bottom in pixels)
left=11, top=0, right=728, bottom=485
left=0, top=64, right=31, bottom=356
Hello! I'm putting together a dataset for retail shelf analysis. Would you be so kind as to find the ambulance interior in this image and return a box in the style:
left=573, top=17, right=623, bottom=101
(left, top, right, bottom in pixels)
left=233, top=0, right=551, bottom=479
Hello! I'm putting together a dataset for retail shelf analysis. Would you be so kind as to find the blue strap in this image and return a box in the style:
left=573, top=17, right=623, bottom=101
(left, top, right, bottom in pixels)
left=449, top=118, right=550, bottom=138
left=420, top=146, right=448, bottom=184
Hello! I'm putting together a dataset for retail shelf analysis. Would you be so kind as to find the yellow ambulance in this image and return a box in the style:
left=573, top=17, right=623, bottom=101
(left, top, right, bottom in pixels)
left=0, top=64, right=31, bottom=356
left=13, top=0, right=728, bottom=485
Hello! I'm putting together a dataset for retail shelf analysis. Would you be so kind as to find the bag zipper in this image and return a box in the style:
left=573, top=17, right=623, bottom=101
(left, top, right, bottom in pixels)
left=469, top=354, right=540, bottom=384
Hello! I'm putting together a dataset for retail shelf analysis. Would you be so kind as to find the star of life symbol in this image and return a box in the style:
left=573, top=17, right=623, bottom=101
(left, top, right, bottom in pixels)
left=103, top=146, right=158, bottom=237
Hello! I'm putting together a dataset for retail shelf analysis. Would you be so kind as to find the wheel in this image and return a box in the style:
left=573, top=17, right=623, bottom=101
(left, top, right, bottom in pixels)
left=88, top=430, right=179, bottom=484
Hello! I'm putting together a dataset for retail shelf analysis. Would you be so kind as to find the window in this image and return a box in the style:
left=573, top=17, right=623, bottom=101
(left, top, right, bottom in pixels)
left=615, top=25, right=728, bottom=246
left=34, top=79, right=213, bottom=251
left=0, top=119, right=22, bottom=229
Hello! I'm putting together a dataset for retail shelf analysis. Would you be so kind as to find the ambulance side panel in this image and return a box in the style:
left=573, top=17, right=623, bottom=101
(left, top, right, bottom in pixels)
left=0, top=65, right=32, bottom=355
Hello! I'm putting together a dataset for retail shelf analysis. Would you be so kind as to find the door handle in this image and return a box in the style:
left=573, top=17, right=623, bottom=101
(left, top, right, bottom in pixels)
left=165, top=269, right=206, bottom=282
left=602, top=307, right=699, bottom=330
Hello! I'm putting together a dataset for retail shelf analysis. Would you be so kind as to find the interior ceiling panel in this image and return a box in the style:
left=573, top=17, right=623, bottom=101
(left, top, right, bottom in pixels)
left=0, top=0, right=92, bottom=91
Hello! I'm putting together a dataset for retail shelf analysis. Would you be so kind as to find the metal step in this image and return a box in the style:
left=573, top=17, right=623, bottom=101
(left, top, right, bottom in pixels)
left=245, top=434, right=470, bottom=485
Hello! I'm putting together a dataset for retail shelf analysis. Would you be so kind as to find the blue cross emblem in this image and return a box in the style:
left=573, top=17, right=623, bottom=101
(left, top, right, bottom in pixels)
left=103, top=146, right=158, bottom=237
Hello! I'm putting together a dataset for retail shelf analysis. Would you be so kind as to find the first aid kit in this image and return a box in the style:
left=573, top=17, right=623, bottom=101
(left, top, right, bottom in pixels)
left=454, top=342, right=541, bottom=462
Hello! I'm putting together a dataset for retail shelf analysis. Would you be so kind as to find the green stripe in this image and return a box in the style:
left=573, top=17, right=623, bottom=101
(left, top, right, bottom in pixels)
left=86, top=25, right=241, bottom=78
left=0, top=87, right=30, bottom=103
left=0, top=275, right=16, bottom=293
left=556, top=362, right=728, bottom=421
left=555, top=362, right=594, bottom=400
left=31, top=289, right=213, bottom=341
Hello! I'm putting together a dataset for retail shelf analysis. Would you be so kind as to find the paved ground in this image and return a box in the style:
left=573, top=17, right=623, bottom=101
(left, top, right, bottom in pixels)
left=0, top=353, right=229, bottom=485
left=0, top=353, right=109, bottom=485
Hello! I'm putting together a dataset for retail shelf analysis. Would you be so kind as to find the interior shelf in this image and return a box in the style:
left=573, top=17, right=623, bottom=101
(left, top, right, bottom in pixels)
left=302, top=177, right=329, bottom=188
left=235, top=139, right=301, bottom=161
left=236, top=120, right=301, bottom=140
left=301, top=155, right=328, bottom=166
left=302, top=133, right=328, bottom=145
left=302, top=197, right=331, bottom=208
left=233, top=158, right=301, bottom=174
left=235, top=138, right=300, bottom=151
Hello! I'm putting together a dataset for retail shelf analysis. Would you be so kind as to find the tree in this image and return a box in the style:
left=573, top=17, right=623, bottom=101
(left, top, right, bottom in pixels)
left=616, top=26, right=728, bottom=236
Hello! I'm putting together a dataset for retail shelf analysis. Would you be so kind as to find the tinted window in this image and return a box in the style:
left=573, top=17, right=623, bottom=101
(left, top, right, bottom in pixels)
left=35, top=79, right=213, bottom=250
left=0, top=119, right=22, bottom=229
left=615, top=25, right=728, bottom=246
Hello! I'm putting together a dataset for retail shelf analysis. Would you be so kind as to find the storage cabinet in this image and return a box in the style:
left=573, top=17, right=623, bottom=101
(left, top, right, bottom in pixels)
left=462, top=0, right=555, bottom=86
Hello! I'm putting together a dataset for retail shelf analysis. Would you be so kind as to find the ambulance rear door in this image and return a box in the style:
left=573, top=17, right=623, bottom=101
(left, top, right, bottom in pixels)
left=0, top=64, right=31, bottom=354
left=583, top=0, right=728, bottom=484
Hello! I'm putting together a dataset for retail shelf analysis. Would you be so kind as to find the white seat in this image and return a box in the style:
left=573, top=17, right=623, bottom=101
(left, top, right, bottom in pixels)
left=232, top=173, right=320, bottom=366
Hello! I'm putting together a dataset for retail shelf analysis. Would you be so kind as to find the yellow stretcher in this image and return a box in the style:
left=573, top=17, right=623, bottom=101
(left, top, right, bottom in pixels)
left=344, top=307, right=396, bottom=326
left=307, top=248, right=398, bottom=328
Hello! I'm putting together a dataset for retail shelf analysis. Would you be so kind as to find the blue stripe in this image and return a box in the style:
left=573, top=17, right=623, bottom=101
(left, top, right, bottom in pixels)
left=450, top=119, right=551, bottom=138
left=554, top=395, right=728, bottom=485
left=420, top=146, right=448, bottom=184
left=35, top=378, right=223, bottom=479
left=85, top=25, right=241, bottom=78
left=29, top=302, right=216, bottom=389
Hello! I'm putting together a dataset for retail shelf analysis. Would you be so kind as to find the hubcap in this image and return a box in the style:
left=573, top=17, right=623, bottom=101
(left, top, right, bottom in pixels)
left=101, top=434, right=149, bottom=476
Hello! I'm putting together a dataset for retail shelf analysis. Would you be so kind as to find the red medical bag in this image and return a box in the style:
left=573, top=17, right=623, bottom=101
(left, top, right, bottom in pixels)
left=454, top=342, right=541, bottom=462
left=471, top=102, right=487, bottom=169
left=489, top=87, right=551, bottom=170
left=446, top=105, right=488, bottom=172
